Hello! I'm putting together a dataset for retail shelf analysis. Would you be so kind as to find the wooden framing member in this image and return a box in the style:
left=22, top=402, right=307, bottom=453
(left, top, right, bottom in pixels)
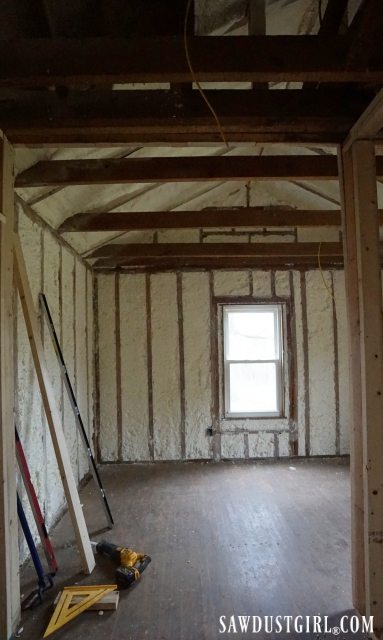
left=0, top=88, right=373, bottom=146
left=90, top=242, right=346, bottom=270
left=16, top=155, right=383, bottom=189
left=343, top=141, right=383, bottom=633
left=13, top=234, right=95, bottom=576
left=345, top=87, right=383, bottom=150
left=16, top=155, right=343, bottom=188
left=338, top=146, right=365, bottom=614
left=0, top=132, right=19, bottom=638
left=1, top=36, right=383, bottom=86
left=89, top=242, right=344, bottom=261
left=59, top=207, right=383, bottom=233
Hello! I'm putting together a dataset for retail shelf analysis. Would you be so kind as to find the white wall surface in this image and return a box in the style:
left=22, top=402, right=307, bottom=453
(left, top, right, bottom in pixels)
left=15, top=203, right=94, bottom=560
left=96, top=266, right=350, bottom=462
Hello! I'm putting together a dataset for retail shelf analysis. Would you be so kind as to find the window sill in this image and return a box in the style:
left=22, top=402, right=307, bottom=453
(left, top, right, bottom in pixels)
left=219, top=416, right=289, bottom=432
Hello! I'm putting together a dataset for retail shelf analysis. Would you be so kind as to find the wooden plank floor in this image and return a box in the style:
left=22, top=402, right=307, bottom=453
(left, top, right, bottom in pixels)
left=20, top=459, right=363, bottom=640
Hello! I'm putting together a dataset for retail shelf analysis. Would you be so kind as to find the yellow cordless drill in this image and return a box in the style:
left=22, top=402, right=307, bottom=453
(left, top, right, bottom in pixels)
left=95, top=540, right=151, bottom=589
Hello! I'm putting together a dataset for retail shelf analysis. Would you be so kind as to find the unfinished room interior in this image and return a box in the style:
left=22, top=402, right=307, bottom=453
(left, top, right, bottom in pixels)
left=1, top=0, right=383, bottom=638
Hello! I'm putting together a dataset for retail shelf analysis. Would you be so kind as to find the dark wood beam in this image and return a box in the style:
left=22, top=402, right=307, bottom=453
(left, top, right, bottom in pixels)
left=319, top=0, right=349, bottom=35
left=346, top=0, right=383, bottom=67
left=302, top=0, right=349, bottom=90
left=16, top=155, right=349, bottom=188
left=59, top=208, right=341, bottom=232
left=2, top=88, right=373, bottom=146
left=1, top=36, right=382, bottom=87
left=16, top=154, right=383, bottom=188
left=92, top=255, right=346, bottom=270
left=59, top=207, right=383, bottom=232
left=345, top=88, right=383, bottom=149
left=88, top=241, right=344, bottom=260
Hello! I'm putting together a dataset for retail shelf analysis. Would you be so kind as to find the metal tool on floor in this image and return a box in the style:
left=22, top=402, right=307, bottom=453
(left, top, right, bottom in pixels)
left=17, top=493, right=54, bottom=609
left=39, top=292, right=114, bottom=529
left=15, top=427, right=58, bottom=576
left=43, top=585, right=118, bottom=638
left=93, top=540, right=151, bottom=589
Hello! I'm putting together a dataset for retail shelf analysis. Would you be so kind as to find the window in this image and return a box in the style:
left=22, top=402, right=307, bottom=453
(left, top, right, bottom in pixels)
left=223, top=305, right=283, bottom=418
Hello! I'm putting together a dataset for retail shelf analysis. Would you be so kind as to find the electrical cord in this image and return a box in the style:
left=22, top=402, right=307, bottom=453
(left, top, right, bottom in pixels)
left=183, top=0, right=230, bottom=150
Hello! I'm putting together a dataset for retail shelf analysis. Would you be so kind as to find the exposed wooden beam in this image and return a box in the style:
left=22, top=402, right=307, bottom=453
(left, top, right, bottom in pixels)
left=1, top=36, right=383, bottom=86
left=319, top=0, right=349, bottom=35
left=0, top=88, right=373, bottom=146
left=345, top=88, right=383, bottom=149
left=59, top=207, right=383, bottom=233
left=302, top=0, right=349, bottom=90
left=89, top=241, right=344, bottom=260
left=248, top=0, right=267, bottom=89
left=349, top=141, right=383, bottom=632
left=249, top=0, right=266, bottom=36
left=0, top=132, right=19, bottom=638
left=346, top=0, right=383, bottom=67
left=17, top=154, right=383, bottom=188
left=338, top=145, right=366, bottom=614
left=16, top=155, right=346, bottom=188
left=93, top=256, right=345, bottom=270
left=59, top=208, right=342, bottom=232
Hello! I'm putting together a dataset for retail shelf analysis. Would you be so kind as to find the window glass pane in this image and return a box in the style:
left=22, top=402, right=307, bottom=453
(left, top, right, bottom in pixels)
left=227, top=310, right=278, bottom=360
left=229, top=362, right=278, bottom=414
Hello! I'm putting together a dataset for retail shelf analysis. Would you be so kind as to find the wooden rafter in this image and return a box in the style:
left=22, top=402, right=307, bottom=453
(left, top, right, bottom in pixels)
left=318, top=0, right=349, bottom=35
left=16, top=154, right=383, bottom=188
left=0, top=87, right=374, bottom=146
left=58, top=207, right=383, bottom=233
left=1, top=36, right=382, bottom=86
left=346, top=0, right=383, bottom=67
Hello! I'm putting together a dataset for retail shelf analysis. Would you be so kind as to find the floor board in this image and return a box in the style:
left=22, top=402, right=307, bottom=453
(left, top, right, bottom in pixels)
left=19, top=459, right=366, bottom=639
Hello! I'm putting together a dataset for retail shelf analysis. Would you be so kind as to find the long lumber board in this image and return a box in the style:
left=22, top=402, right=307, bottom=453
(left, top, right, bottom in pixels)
left=13, top=233, right=95, bottom=575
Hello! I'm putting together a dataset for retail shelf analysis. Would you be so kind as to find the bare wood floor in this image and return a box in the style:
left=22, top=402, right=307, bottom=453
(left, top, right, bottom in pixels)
left=20, top=459, right=363, bottom=640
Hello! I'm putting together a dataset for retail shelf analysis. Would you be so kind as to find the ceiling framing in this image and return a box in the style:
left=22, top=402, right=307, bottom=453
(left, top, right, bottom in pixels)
left=3, top=0, right=383, bottom=268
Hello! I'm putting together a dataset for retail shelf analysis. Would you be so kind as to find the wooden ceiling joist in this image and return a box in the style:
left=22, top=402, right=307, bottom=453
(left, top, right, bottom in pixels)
left=1, top=36, right=382, bottom=87
left=88, top=242, right=344, bottom=260
left=93, top=255, right=345, bottom=270
left=17, top=154, right=383, bottom=188
left=59, top=207, right=383, bottom=233
left=2, top=88, right=372, bottom=146
left=90, top=242, right=346, bottom=270
left=16, top=155, right=343, bottom=187
left=59, top=208, right=344, bottom=232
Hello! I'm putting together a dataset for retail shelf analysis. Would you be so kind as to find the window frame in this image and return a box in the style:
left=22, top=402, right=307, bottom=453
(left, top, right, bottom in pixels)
left=223, top=304, right=284, bottom=419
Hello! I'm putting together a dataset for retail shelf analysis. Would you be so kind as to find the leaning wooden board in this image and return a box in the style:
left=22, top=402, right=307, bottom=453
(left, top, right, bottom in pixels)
left=13, top=233, right=95, bottom=575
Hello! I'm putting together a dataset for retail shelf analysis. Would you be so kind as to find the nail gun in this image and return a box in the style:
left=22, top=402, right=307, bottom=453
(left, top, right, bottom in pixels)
left=93, top=540, right=151, bottom=589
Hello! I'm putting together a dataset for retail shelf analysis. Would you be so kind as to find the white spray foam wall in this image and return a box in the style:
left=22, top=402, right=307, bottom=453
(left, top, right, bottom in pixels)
left=16, top=204, right=94, bottom=561
left=96, top=267, right=351, bottom=462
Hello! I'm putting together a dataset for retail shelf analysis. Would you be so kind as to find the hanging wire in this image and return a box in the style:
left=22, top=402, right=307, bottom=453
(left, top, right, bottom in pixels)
left=183, top=0, right=230, bottom=149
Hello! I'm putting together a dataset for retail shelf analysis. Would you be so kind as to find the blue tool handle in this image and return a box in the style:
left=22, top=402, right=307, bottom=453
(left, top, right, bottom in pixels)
left=17, top=492, right=46, bottom=587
